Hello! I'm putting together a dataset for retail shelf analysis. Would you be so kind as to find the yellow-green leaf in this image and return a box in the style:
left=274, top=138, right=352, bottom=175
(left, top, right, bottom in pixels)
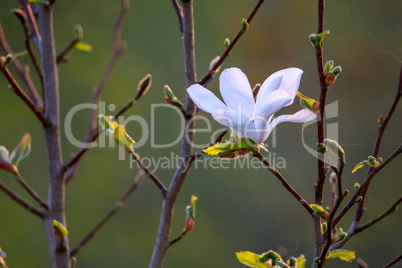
left=310, top=204, right=325, bottom=214
left=351, top=162, right=366, bottom=173
left=10, top=133, right=31, bottom=166
left=203, top=142, right=227, bottom=156
left=74, top=41, right=92, bottom=52
left=99, top=115, right=118, bottom=132
left=327, top=249, right=355, bottom=262
left=190, top=195, right=198, bottom=218
left=296, top=254, right=306, bottom=268
left=236, top=251, right=272, bottom=268
left=53, top=220, right=68, bottom=238
left=114, top=125, right=135, bottom=152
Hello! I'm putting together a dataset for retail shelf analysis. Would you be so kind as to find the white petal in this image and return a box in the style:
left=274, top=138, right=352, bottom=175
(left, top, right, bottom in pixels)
left=254, top=89, right=293, bottom=119
left=187, top=84, right=228, bottom=114
left=263, top=108, right=317, bottom=141
left=212, top=109, right=267, bottom=144
left=219, top=68, right=255, bottom=117
left=257, top=67, right=303, bottom=108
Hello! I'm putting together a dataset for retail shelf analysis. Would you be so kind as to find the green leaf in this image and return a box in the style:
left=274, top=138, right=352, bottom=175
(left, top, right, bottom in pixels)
left=74, top=41, right=92, bottom=52
left=52, top=220, right=68, bottom=238
left=164, top=85, right=184, bottom=110
left=236, top=252, right=272, bottom=268
left=203, top=137, right=259, bottom=159
left=351, top=156, right=379, bottom=173
left=259, top=250, right=282, bottom=264
left=324, top=60, right=334, bottom=75
left=296, top=254, right=306, bottom=268
left=310, top=204, right=325, bottom=215
left=10, top=133, right=31, bottom=166
left=327, top=249, right=355, bottom=262
left=190, top=195, right=198, bottom=219
left=324, top=139, right=345, bottom=160
left=297, top=91, right=319, bottom=113
left=29, top=0, right=49, bottom=6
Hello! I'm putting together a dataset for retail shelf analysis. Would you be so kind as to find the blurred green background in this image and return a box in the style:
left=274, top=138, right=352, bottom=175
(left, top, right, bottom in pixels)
left=0, top=0, right=401, bottom=267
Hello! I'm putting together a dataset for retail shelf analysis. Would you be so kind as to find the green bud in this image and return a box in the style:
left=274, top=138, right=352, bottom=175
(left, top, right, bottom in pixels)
left=276, top=259, right=290, bottom=268
left=224, top=38, right=230, bottom=47
left=321, top=222, right=328, bottom=234
left=377, top=157, right=383, bottom=164
left=332, top=66, right=342, bottom=76
left=164, top=85, right=184, bottom=110
left=314, top=257, right=321, bottom=263
left=309, top=30, right=330, bottom=49
left=74, top=24, right=84, bottom=40
left=355, top=196, right=363, bottom=203
left=368, top=156, right=376, bottom=165
left=241, top=18, right=249, bottom=32
left=136, top=74, right=152, bottom=100
left=324, top=60, right=334, bottom=74
left=354, top=182, right=360, bottom=190
left=288, top=257, right=297, bottom=266
left=317, top=143, right=327, bottom=154
left=324, top=139, right=345, bottom=161
left=338, top=232, right=347, bottom=241
left=259, top=250, right=281, bottom=263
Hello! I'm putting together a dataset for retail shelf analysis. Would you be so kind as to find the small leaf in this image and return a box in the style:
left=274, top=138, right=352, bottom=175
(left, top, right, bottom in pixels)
left=310, top=204, right=325, bottom=214
left=99, top=115, right=119, bottom=132
left=324, top=60, right=334, bottom=74
left=324, top=139, right=345, bottom=161
left=296, top=254, right=306, bottom=268
left=259, top=250, right=282, bottom=264
left=190, top=195, right=198, bottom=218
left=351, top=156, right=379, bottom=173
left=29, top=0, right=49, bottom=6
left=297, top=91, right=319, bottom=113
left=351, top=161, right=367, bottom=173
left=204, top=138, right=259, bottom=159
left=0, top=146, right=10, bottom=162
left=164, top=85, right=184, bottom=110
left=10, top=133, right=31, bottom=166
left=236, top=251, right=272, bottom=268
left=74, top=41, right=92, bottom=52
left=327, top=249, right=355, bottom=262
left=53, top=220, right=68, bottom=238
left=114, top=125, right=135, bottom=153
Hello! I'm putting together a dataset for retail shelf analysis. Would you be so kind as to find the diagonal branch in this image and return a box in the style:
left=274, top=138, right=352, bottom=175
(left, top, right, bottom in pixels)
left=70, top=170, right=145, bottom=257
left=17, top=0, right=42, bottom=49
left=253, top=151, right=315, bottom=215
left=198, top=0, right=264, bottom=87
left=0, top=60, right=47, bottom=125
left=333, top=144, right=402, bottom=227
left=383, top=254, right=402, bottom=268
left=0, top=23, right=43, bottom=108
left=171, top=0, right=183, bottom=33
left=0, top=180, right=45, bottom=218
left=15, top=174, right=48, bottom=210
left=352, top=64, right=402, bottom=228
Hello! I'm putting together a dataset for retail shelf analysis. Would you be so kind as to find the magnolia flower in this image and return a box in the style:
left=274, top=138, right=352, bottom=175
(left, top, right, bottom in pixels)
left=187, top=67, right=316, bottom=144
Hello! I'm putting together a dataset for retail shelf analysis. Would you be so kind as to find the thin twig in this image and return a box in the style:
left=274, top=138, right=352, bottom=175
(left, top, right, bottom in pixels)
left=70, top=170, right=145, bottom=257
left=331, top=196, right=402, bottom=250
left=0, top=180, right=45, bottom=218
left=65, top=1, right=128, bottom=182
left=353, top=65, right=402, bottom=229
left=56, top=38, right=79, bottom=63
left=171, top=0, right=183, bottom=33
left=333, top=145, right=402, bottom=227
left=17, top=0, right=42, bottom=49
left=0, top=23, right=43, bottom=108
left=15, top=174, right=48, bottom=210
left=169, top=230, right=187, bottom=246
left=0, top=61, right=47, bottom=125
left=131, top=152, right=167, bottom=196
left=383, top=254, right=402, bottom=268
left=198, top=0, right=264, bottom=87
left=253, top=151, right=315, bottom=215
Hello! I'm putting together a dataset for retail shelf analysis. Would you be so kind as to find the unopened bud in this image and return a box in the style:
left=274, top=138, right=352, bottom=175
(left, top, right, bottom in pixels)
left=377, top=115, right=384, bottom=124
left=354, top=182, right=360, bottom=190
left=355, top=196, right=363, bottom=203
left=224, top=38, right=230, bottom=47
left=164, top=85, right=184, bottom=110
left=184, top=218, right=194, bottom=233
left=324, top=139, right=345, bottom=161
left=332, top=66, right=342, bottom=76
left=316, top=143, right=327, bottom=154
left=74, top=24, right=84, bottom=40
left=136, top=74, right=152, bottom=100
left=241, top=18, right=249, bottom=32
left=209, top=56, right=221, bottom=73
left=324, top=60, right=334, bottom=74
left=314, top=257, right=321, bottom=263
left=288, top=257, right=297, bottom=266
left=252, top=83, right=261, bottom=99
left=325, top=72, right=336, bottom=87
left=259, top=250, right=281, bottom=263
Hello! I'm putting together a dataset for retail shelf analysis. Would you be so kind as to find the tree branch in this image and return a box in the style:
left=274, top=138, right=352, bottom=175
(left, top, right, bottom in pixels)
left=383, top=254, right=402, bottom=268
left=352, top=64, right=402, bottom=229
left=39, top=3, right=70, bottom=267
left=70, top=170, right=145, bottom=257
left=333, top=145, right=402, bottom=227
left=15, top=174, right=48, bottom=210
left=0, top=60, right=47, bottom=125
left=56, top=38, right=79, bottom=63
left=0, top=180, right=45, bottom=218
left=253, top=151, right=315, bottom=215
left=170, top=0, right=183, bottom=33
left=198, top=0, right=264, bottom=87
left=0, top=23, right=43, bottom=108
left=17, top=0, right=42, bottom=49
